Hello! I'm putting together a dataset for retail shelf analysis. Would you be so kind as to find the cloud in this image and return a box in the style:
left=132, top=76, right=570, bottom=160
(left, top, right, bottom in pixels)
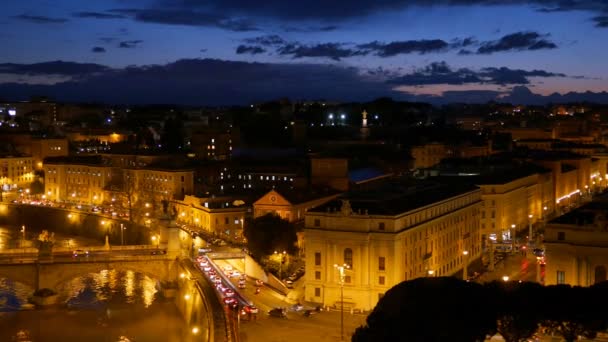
left=243, top=35, right=286, bottom=46
left=386, top=61, right=566, bottom=86
left=99, top=37, right=117, bottom=43
left=277, top=43, right=366, bottom=60
left=281, top=25, right=339, bottom=32
left=12, top=14, right=68, bottom=24
left=118, top=40, right=143, bottom=48
left=72, top=12, right=126, bottom=19
left=109, top=8, right=258, bottom=31
left=236, top=45, right=266, bottom=54
left=593, top=16, right=608, bottom=27
left=477, top=31, right=557, bottom=54
left=358, top=40, right=450, bottom=57
left=159, top=0, right=608, bottom=21
left=0, top=58, right=395, bottom=105
left=91, top=47, right=106, bottom=53
left=0, top=61, right=109, bottom=76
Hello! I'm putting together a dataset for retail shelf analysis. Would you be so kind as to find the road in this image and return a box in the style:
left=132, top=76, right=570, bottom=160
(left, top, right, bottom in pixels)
left=476, top=252, right=543, bottom=284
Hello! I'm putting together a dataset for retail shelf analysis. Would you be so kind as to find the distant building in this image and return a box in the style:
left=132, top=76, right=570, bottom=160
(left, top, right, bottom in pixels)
left=44, top=156, right=112, bottom=205
left=173, top=195, right=247, bottom=239
left=0, top=155, right=35, bottom=194
left=411, top=142, right=492, bottom=170
left=545, top=197, right=608, bottom=286
left=304, top=180, right=482, bottom=311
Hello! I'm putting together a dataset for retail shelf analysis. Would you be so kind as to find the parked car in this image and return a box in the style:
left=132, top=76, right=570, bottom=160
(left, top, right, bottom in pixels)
left=255, top=280, right=264, bottom=287
left=238, top=282, right=246, bottom=289
left=245, top=305, right=258, bottom=314
left=269, top=308, right=287, bottom=318
left=285, top=280, right=294, bottom=288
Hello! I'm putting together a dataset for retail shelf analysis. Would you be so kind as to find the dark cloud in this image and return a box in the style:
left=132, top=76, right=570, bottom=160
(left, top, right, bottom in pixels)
left=236, top=45, right=266, bottom=54
left=118, top=40, right=143, bottom=48
left=0, top=58, right=395, bottom=105
left=109, top=8, right=258, bottom=31
left=477, top=31, right=557, bottom=54
left=0, top=61, right=109, bottom=75
left=358, top=40, right=450, bottom=57
left=281, top=25, right=339, bottom=32
left=91, top=47, right=106, bottom=53
left=12, top=14, right=68, bottom=24
left=72, top=12, right=126, bottom=19
left=387, top=61, right=566, bottom=86
left=99, top=37, right=117, bottom=43
left=160, top=0, right=608, bottom=21
left=592, top=16, right=608, bottom=27
left=242, top=35, right=286, bottom=46
left=277, top=43, right=365, bottom=61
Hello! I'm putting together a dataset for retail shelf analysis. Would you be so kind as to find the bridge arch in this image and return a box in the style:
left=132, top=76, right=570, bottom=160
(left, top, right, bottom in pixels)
left=38, top=259, right=180, bottom=290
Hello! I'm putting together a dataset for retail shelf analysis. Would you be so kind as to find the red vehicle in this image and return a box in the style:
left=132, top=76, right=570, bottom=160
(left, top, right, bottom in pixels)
left=223, top=297, right=236, bottom=306
left=244, top=305, right=258, bottom=314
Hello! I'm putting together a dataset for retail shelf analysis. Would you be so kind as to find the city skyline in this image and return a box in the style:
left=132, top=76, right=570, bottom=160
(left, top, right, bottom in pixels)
left=2, top=0, right=608, bottom=105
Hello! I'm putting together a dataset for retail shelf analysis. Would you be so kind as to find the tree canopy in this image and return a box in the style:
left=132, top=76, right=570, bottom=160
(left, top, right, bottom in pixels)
left=243, top=213, right=298, bottom=260
left=353, top=278, right=608, bottom=342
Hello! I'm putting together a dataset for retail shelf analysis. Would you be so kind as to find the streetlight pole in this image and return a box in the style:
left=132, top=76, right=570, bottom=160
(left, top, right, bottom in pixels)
left=334, top=263, right=349, bottom=341
left=120, top=223, right=124, bottom=245
left=510, top=224, right=516, bottom=253
left=528, top=214, right=533, bottom=247
left=20, top=225, right=26, bottom=247
left=462, top=250, right=469, bottom=281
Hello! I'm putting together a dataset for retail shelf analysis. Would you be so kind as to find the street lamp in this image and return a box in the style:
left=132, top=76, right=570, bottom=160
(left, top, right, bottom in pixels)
left=502, top=275, right=510, bottom=282
left=510, top=224, right=516, bottom=253
left=334, top=263, right=350, bottom=341
left=528, top=214, right=533, bottom=247
left=427, top=269, right=435, bottom=277
left=120, top=223, right=125, bottom=245
left=274, top=250, right=287, bottom=280
left=462, top=250, right=469, bottom=281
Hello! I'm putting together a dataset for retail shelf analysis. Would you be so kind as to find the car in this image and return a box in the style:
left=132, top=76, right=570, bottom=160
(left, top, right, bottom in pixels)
left=231, top=271, right=241, bottom=278
left=217, top=284, right=226, bottom=292
left=72, top=250, right=89, bottom=257
left=292, top=304, right=303, bottom=312
left=285, top=280, right=294, bottom=289
left=239, top=275, right=247, bottom=281
left=223, top=297, right=237, bottom=306
left=203, top=266, right=212, bottom=272
left=238, top=282, right=246, bottom=289
left=214, top=276, right=222, bottom=284
left=244, top=305, right=258, bottom=314
left=255, top=279, right=264, bottom=287
left=199, top=260, right=209, bottom=266
left=269, top=308, right=287, bottom=318
left=224, top=289, right=235, bottom=297
left=223, top=265, right=233, bottom=271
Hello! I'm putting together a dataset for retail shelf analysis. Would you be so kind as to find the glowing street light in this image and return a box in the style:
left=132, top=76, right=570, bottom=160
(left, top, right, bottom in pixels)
left=191, top=327, right=200, bottom=335
left=502, top=275, right=510, bottom=282
left=462, top=250, right=469, bottom=281
left=334, top=263, right=350, bottom=341
left=427, top=269, right=435, bottom=277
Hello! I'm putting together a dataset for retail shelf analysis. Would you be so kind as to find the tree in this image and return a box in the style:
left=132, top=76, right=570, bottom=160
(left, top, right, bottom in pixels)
left=29, top=179, right=44, bottom=195
left=541, top=285, right=606, bottom=342
left=353, top=277, right=496, bottom=342
left=243, top=213, right=297, bottom=260
left=489, top=281, right=542, bottom=342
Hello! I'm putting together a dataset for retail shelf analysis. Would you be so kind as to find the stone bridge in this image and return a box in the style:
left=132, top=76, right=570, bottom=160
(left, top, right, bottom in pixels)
left=0, top=256, right=180, bottom=290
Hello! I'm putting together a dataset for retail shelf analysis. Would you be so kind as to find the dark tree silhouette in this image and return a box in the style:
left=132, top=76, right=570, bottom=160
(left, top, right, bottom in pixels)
left=243, top=213, right=298, bottom=260
left=488, top=281, right=542, bottom=342
left=353, top=277, right=496, bottom=342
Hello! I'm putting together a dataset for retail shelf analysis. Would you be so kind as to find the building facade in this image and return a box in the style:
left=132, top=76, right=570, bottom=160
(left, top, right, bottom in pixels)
left=0, top=156, right=35, bottom=192
left=544, top=200, right=608, bottom=286
left=43, top=158, right=113, bottom=205
left=303, top=182, right=482, bottom=311
left=172, top=195, right=247, bottom=238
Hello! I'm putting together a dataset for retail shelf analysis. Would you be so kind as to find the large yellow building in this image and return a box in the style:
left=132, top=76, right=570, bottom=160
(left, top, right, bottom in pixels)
left=124, top=167, right=194, bottom=209
left=253, top=189, right=340, bottom=223
left=0, top=156, right=35, bottom=192
left=544, top=198, right=608, bottom=286
left=172, top=195, right=247, bottom=237
left=476, top=168, right=554, bottom=243
left=43, top=156, right=113, bottom=205
left=304, top=181, right=482, bottom=311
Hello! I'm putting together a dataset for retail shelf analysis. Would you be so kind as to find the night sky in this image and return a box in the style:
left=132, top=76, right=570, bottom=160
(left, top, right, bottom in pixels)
left=2, top=0, right=608, bottom=105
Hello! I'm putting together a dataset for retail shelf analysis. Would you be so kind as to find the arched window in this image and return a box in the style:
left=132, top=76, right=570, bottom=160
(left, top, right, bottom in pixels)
left=344, top=248, right=353, bottom=269
left=595, top=265, right=607, bottom=284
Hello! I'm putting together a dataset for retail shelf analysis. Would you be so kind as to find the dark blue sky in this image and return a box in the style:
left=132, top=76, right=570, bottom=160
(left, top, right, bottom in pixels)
left=2, top=0, right=608, bottom=105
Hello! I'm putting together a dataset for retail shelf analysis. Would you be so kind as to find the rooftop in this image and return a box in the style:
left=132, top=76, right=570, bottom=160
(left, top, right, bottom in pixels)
left=308, top=179, right=479, bottom=216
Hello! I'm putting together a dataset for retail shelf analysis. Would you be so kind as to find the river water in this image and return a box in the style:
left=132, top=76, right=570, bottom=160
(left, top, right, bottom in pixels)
left=0, top=225, right=189, bottom=342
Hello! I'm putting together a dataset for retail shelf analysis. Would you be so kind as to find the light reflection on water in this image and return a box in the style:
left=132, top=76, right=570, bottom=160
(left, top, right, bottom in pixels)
left=0, top=270, right=187, bottom=341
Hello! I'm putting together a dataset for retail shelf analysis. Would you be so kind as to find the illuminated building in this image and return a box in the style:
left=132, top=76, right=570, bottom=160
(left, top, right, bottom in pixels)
left=124, top=167, right=194, bottom=208
left=43, top=156, right=112, bottom=205
left=173, top=195, right=247, bottom=237
left=304, top=180, right=482, bottom=311
left=544, top=196, right=608, bottom=286
left=0, top=155, right=35, bottom=192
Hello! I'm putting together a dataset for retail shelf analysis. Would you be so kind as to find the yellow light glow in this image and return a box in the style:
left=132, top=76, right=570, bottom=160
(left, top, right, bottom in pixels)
left=191, top=327, right=199, bottom=335
left=184, top=294, right=191, bottom=300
